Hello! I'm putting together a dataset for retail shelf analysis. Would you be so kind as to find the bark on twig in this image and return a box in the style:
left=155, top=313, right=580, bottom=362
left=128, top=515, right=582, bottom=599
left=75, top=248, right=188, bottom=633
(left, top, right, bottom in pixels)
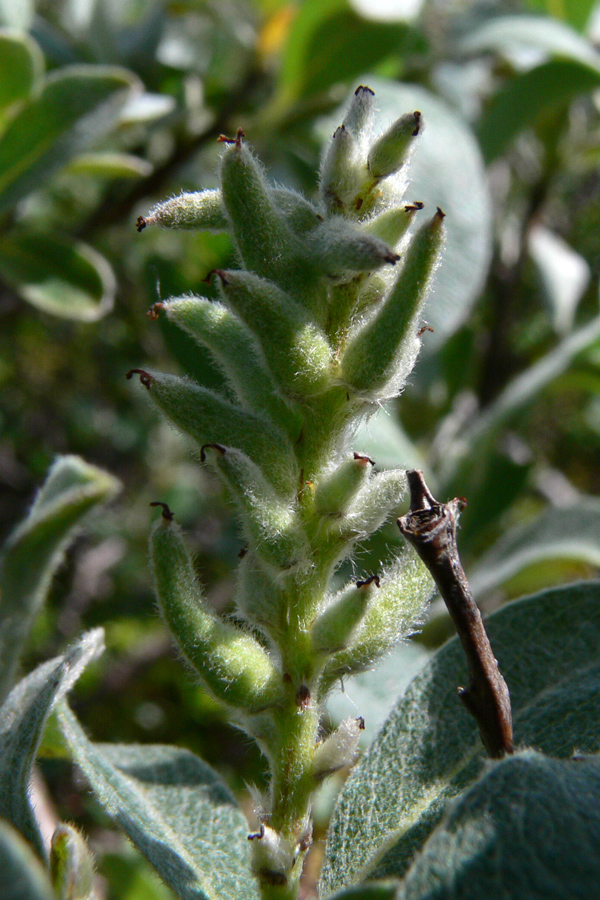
left=398, top=470, right=513, bottom=758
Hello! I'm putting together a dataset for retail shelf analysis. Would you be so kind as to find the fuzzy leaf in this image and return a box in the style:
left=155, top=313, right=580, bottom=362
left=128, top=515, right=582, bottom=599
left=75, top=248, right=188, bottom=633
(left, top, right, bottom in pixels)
left=0, top=629, right=104, bottom=858
left=321, top=582, right=600, bottom=894
left=456, top=14, right=600, bottom=69
left=0, top=230, right=116, bottom=320
left=398, top=751, right=600, bottom=900
left=0, top=456, right=120, bottom=703
left=0, top=820, right=56, bottom=900
left=0, top=65, right=140, bottom=211
left=58, top=705, right=260, bottom=900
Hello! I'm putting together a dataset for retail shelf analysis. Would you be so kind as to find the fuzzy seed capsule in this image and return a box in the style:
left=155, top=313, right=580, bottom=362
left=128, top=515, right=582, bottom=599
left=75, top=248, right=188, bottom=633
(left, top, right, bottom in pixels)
left=161, top=295, right=299, bottom=435
left=201, top=443, right=309, bottom=572
left=141, top=189, right=229, bottom=231
left=128, top=369, right=298, bottom=495
left=150, top=514, right=283, bottom=711
left=217, top=270, right=333, bottom=397
left=341, top=209, right=445, bottom=398
left=314, top=454, right=373, bottom=518
left=307, top=217, right=399, bottom=281
left=368, top=111, right=422, bottom=179
left=312, top=579, right=376, bottom=653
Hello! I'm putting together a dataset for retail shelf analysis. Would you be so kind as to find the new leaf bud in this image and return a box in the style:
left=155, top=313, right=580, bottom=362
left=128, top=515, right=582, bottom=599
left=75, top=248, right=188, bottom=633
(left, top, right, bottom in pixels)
left=151, top=515, right=283, bottom=711
left=312, top=716, right=365, bottom=780
left=201, top=444, right=309, bottom=572
left=50, top=824, right=95, bottom=900
left=341, top=209, right=445, bottom=398
left=311, top=579, right=375, bottom=653
left=367, top=111, right=422, bottom=179
left=314, top=454, right=373, bottom=518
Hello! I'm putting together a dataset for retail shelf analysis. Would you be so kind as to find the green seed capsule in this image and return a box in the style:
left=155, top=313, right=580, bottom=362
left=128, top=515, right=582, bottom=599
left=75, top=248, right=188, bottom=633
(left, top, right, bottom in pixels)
left=162, top=296, right=300, bottom=436
left=320, top=124, right=364, bottom=215
left=311, top=579, right=375, bottom=653
left=363, top=201, right=424, bottom=247
left=343, top=84, right=375, bottom=137
left=201, top=443, right=309, bottom=572
left=319, top=554, right=434, bottom=696
left=341, top=209, right=445, bottom=397
left=50, top=824, right=95, bottom=900
left=127, top=369, right=298, bottom=496
left=218, top=270, right=333, bottom=397
left=368, top=111, right=422, bottom=180
left=307, top=217, right=399, bottom=282
left=151, top=515, right=283, bottom=711
left=142, top=189, right=228, bottom=231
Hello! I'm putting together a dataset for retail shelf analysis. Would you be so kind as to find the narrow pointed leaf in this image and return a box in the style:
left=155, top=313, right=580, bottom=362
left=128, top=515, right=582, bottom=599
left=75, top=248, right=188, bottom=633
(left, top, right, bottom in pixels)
left=0, top=456, right=120, bottom=702
left=398, top=751, right=600, bottom=900
left=321, top=582, right=600, bottom=894
left=0, top=629, right=104, bottom=858
left=0, top=820, right=56, bottom=900
left=58, top=705, right=260, bottom=900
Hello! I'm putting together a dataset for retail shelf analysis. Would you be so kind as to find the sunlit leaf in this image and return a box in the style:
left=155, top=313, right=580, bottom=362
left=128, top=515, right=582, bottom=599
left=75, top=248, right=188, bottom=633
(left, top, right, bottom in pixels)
left=0, top=65, right=140, bottom=211
left=58, top=704, right=260, bottom=900
left=0, top=456, right=120, bottom=703
left=0, top=630, right=104, bottom=857
left=321, top=582, right=600, bottom=893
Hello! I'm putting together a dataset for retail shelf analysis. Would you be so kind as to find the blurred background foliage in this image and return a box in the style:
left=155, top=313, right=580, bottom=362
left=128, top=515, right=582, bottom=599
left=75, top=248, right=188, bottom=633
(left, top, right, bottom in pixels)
left=2, top=0, right=600, bottom=895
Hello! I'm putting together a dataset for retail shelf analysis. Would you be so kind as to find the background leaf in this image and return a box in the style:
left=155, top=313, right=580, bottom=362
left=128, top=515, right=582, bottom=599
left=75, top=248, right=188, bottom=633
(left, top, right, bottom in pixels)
left=398, top=751, right=600, bottom=900
left=0, top=230, right=117, bottom=320
left=58, top=705, right=260, bottom=900
left=0, top=31, right=44, bottom=121
left=470, top=499, right=600, bottom=598
left=478, top=58, right=600, bottom=163
left=320, top=581, right=600, bottom=894
left=0, top=456, right=120, bottom=703
left=0, top=65, right=140, bottom=212
left=0, top=629, right=104, bottom=858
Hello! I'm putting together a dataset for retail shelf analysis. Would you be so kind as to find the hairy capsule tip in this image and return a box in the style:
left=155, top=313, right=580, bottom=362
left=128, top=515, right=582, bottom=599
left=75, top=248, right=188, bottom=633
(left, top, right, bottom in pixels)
left=136, top=216, right=147, bottom=232
left=356, top=574, right=381, bottom=589
left=200, top=442, right=227, bottom=462
left=353, top=452, right=375, bottom=466
left=126, top=369, right=153, bottom=389
left=150, top=501, right=174, bottom=521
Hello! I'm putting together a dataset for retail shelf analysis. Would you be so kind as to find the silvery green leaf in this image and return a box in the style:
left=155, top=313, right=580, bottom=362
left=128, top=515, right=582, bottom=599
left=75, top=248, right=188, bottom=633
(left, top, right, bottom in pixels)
left=0, top=455, right=120, bottom=703
left=470, top=499, right=600, bottom=599
left=0, top=820, right=56, bottom=900
left=321, top=582, right=600, bottom=894
left=58, top=704, right=260, bottom=900
left=398, top=751, right=600, bottom=900
left=0, top=629, right=104, bottom=857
